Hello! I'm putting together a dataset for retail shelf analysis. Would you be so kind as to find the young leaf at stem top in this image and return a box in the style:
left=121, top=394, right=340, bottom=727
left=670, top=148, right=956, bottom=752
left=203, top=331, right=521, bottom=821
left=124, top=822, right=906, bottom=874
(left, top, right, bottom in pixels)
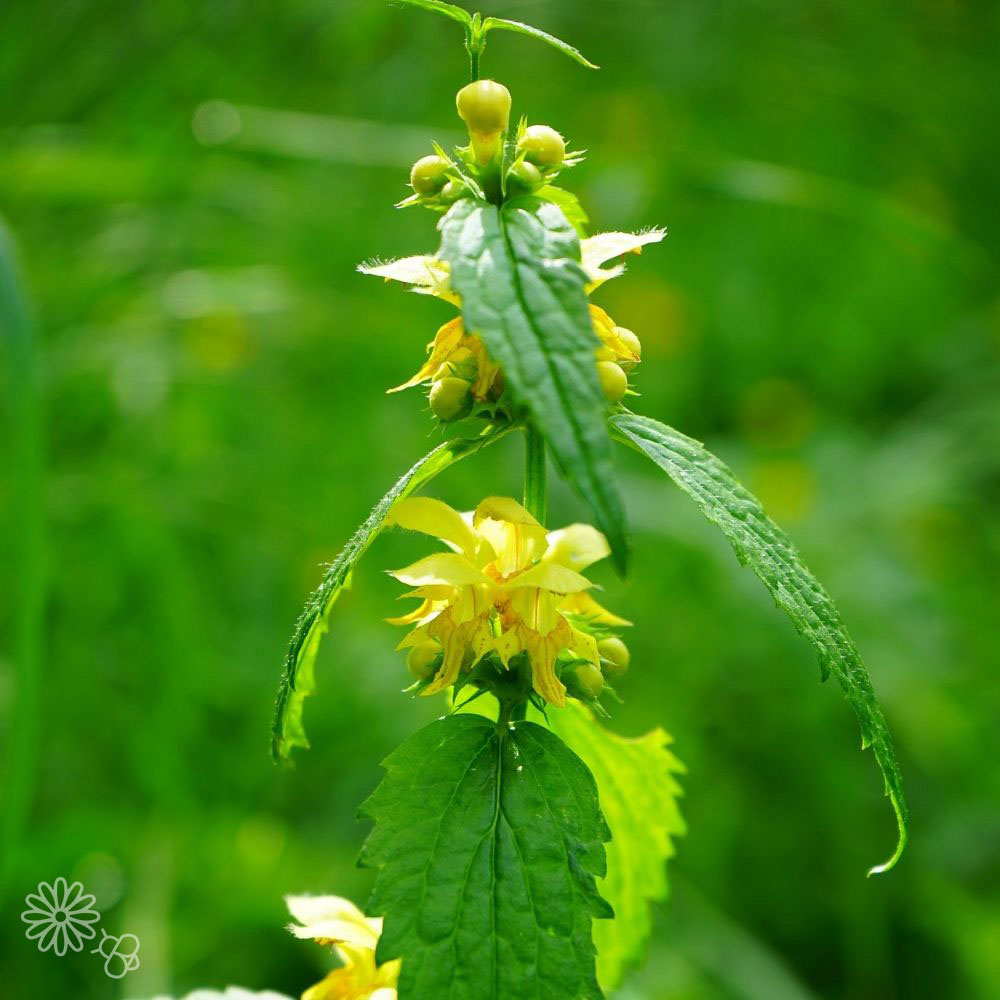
left=482, top=17, right=599, bottom=70
left=391, top=2, right=597, bottom=78
left=359, top=714, right=612, bottom=1000
left=439, top=196, right=630, bottom=572
left=391, top=0, right=472, bottom=28
left=611, top=412, right=908, bottom=874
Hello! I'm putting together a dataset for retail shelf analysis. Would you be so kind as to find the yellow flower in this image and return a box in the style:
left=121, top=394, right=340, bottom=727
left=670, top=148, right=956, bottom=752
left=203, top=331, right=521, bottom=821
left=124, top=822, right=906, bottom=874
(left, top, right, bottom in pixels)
left=285, top=895, right=399, bottom=1000
left=359, top=229, right=663, bottom=399
left=386, top=496, right=629, bottom=706
left=386, top=316, right=502, bottom=402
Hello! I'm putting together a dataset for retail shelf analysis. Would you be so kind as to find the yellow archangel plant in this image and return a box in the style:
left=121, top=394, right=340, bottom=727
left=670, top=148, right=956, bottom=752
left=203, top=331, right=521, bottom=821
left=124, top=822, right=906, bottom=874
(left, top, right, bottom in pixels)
left=267, top=3, right=909, bottom=1000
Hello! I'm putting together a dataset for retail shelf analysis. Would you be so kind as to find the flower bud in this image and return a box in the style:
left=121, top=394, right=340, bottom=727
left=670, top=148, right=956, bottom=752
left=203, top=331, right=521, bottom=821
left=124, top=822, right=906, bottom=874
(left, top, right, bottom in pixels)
left=407, top=641, right=442, bottom=681
left=614, top=326, right=642, bottom=368
left=440, top=179, right=466, bottom=203
left=597, top=637, right=630, bottom=678
left=565, top=661, right=604, bottom=699
left=456, top=80, right=512, bottom=136
left=596, top=361, right=628, bottom=404
left=409, top=155, right=450, bottom=195
left=506, top=160, right=543, bottom=196
left=429, top=376, right=471, bottom=421
left=518, top=125, right=566, bottom=168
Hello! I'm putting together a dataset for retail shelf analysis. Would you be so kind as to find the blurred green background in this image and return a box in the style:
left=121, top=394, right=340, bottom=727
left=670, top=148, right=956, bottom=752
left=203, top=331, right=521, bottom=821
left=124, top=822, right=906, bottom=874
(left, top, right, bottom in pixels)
left=2, top=0, right=998, bottom=997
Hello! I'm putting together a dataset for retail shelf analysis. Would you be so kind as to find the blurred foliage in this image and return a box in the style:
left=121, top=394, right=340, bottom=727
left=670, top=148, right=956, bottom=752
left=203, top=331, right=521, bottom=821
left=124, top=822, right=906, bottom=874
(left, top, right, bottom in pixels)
left=1, top=0, right=998, bottom=997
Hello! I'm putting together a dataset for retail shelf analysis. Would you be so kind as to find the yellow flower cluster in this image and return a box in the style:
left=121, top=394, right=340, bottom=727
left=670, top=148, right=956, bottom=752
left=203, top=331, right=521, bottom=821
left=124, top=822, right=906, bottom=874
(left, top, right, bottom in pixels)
left=286, top=894, right=399, bottom=1000
left=386, top=495, right=628, bottom=706
left=360, top=228, right=664, bottom=418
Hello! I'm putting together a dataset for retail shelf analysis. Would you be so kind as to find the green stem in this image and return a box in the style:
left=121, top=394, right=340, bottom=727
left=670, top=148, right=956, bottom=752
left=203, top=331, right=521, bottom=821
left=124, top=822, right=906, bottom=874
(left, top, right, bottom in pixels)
left=523, top=425, right=548, bottom=523
left=466, top=14, right=484, bottom=80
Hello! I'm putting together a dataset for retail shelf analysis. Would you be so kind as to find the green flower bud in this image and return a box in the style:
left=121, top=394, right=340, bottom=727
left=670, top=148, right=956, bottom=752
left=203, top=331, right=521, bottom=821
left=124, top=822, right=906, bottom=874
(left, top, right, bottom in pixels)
left=565, top=661, right=604, bottom=699
left=597, top=637, right=630, bottom=678
left=429, top=376, right=471, bottom=421
left=434, top=349, right=477, bottom=383
left=456, top=80, right=512, bottom=136
left=407, top=641, right=442, bottom=681
left=596, top=361, right=628, bottom=404
left=594, top=346, right=616, bottom=362
left=518, top=124, right=566, bottom=168
left=440, top=179, right=466, bottom=202
left=409, top=155, right=450, bottom=195
left=506, top=159, right=543, bottom=196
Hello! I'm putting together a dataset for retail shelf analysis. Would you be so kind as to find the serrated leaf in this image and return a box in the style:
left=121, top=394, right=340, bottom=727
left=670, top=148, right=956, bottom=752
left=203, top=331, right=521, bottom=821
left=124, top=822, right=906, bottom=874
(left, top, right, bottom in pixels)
left=271, top=423, right=515, bottom=762
left=547, top=703, right=685, bottom=992
left=611, top=412, right=908, bottom=874
left=359, top=713, right=612, bottom=999
left=392, top=0, right=472, bottom=28
left=482, top=16, right=599, bottom=69
left=439, top=197, right=629, bottom=572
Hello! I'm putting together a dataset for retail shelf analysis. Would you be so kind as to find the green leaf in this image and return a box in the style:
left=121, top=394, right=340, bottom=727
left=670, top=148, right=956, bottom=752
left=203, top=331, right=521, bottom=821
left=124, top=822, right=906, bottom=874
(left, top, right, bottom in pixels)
left=611, top=412, right=908, bottom=875
left=359, top=713, right=612, bottom=999
left=439, top=197, right=628, bottom=572
left=482, top=16, right=599, bottom=69
left=392, top=0, right=472, bottom=29
left=536, top=184, right=590, bottom=238
left=547, top=703, right=685, bottom=992
left=271, top=423, right=515, bottom=763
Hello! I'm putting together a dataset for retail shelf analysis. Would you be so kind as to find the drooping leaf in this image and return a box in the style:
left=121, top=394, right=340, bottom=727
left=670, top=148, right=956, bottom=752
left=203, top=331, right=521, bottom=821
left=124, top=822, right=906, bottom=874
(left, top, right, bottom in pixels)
left=482, top=16, right=599, bottom=69
left=547, top=703, right=686, bottom=992
left=271, top=423, right=516, bottom=762
left=391, top=0, right=472, bottom=29
left=359, top=713, right=612, bottom=1000
left=611, top=412, right=908, bottom=874
left=439, top=196, right=629, bottom=571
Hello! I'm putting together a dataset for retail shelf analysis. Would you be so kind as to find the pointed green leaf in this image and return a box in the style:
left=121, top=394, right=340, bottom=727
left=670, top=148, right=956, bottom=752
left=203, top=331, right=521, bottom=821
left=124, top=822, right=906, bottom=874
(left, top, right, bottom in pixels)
left=439, top=197, right=628, bottom=571
left=548, top=703, right=685, bottom=992
left=482, top=17, right=599, bottom=69
left=271, top=423, right=515, bottom=762
left=611, top=412, right=908, bottom=874
left=359, top=714, right=612, bottom=999
left=392, top=0, right=472, bottom=29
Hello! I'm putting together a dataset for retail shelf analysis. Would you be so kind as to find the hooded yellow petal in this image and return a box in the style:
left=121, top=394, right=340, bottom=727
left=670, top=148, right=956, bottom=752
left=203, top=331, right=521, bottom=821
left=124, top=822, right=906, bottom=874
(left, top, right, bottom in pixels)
left=474, top=497, right=548, bottom=577
left=387, top=318, right=464, bottom=393
left=581, top=229, right=666, bottom=271
left=473, top=496, right=541, bottom=527
left=287, top=918, right=377, bottom=949
left=389, top=495, right=480, bottom=557
left=504, top=562, right=593, bottom=594
left=543, top=524, right=611, bottom=573
left=558, top=591, right=633, bottom=627
left=389, top=553, right=487, bottom=587
left=359, top=255, right=449, bottom=288
left=285, top=894, right=367, bottom=929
